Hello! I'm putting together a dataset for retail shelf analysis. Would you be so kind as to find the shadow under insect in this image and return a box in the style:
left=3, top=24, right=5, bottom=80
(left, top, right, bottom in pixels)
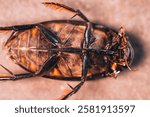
left=126, top=32, right=145, bottom=67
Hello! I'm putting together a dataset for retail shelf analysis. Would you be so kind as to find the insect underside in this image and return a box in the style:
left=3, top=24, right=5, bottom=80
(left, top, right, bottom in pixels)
left=0, top=2, right=134, bottom=99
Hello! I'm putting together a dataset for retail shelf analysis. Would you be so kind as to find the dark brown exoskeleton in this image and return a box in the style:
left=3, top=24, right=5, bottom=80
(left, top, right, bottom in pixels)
left=0, top=2, right=134, bottom=99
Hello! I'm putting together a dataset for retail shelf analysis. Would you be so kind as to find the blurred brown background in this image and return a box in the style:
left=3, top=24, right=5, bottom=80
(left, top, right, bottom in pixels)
left=0, top=0, right=149, bottom=99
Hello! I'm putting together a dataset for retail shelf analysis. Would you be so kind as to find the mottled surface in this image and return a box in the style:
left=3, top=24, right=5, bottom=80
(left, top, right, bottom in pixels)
left=5, top=28, right=53, bottom=72
left=0, top=0, right=149, bottom=99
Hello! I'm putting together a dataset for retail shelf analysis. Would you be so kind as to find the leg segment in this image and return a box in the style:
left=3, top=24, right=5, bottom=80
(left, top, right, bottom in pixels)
left=0, top=24, right=35, bottom=31
left=42, top=2, right=89, bottom=22
left=0, top=64, right=34, bottom=80
left=37, top=24, right=61, bottom=45
left=35, top=55, right=59, bottom=75
left=0, top=73, right=34, bottom=81
left=84, top=23, right=95, bottom=47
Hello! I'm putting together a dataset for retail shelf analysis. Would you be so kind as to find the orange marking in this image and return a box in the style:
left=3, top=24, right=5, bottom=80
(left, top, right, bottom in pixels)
left=111, top=62, right=117, bottom=71
left=31, top=28, right=38, bottom=38
left=20, top=57, right=25, bottom=64
left=30, top=62, right=38, bottom=72
left=122, top=37, right=127, bottom=44
left=53, top=68, right=61, bottom=76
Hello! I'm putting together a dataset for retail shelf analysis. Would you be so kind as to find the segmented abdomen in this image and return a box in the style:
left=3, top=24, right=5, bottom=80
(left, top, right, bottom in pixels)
left=5, top=28, right=54, bottom=72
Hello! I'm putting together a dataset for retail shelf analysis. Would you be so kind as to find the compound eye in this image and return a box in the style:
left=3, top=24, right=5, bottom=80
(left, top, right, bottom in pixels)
left=127, top=41, right=134, bottom=65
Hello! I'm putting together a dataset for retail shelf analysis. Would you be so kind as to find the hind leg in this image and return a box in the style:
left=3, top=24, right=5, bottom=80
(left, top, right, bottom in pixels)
left=42, top=2, right=89, bottom=22
left=0, top=64, right=34, bottom=80
left=0, top=55, right=59, bottom=80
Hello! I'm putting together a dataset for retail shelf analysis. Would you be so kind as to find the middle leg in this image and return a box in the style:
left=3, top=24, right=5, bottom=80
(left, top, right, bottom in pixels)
left=60, top=53, right=89, bottom=100
left=59, top=21, right=94, bottom=99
